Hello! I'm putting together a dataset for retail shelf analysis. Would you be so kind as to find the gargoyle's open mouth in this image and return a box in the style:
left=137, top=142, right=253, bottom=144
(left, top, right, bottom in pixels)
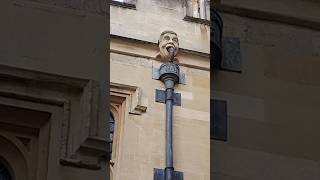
left=165, top=43, right=175, bottom=50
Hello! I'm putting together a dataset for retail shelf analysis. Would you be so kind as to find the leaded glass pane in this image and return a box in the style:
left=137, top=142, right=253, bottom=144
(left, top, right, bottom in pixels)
left=109, top=112, right=115, bottom=159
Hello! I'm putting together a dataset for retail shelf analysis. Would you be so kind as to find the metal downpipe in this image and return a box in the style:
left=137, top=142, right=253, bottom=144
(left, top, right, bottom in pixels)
left=164, top=48, right=176, bottom=180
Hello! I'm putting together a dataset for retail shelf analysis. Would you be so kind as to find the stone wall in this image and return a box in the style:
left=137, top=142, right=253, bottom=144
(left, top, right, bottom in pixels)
left=110, top=1, right=210, bottom=179
left=110, top=43, right=210, bottom=180
left=110, top=0, right=210, bottom=54
left=0, top=0, right=108, bottom=179
left=212, top=1, right=320, bottom=179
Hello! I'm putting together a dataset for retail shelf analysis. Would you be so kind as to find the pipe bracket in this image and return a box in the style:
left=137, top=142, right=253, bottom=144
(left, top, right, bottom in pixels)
left=155, top=89, right=181, bottom=106
left=154, top=168, right=184, bottom=180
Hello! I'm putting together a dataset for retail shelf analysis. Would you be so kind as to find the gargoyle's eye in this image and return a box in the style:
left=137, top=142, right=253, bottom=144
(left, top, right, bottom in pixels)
left=164, top=36, right=170, bottom=40
left=172, top=37, right=178, bottom=43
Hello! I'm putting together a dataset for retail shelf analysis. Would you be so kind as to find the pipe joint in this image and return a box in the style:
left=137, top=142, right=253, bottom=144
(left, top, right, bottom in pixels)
left=159, top=63, right=180, bottom=85
left=164, top=79, right=175, bottom=89
left=166, top=89, right=174, bottom=100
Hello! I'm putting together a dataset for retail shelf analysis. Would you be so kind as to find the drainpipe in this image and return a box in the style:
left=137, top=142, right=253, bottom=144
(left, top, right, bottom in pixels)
left=153, top=46, right=184, bottom=180
left=162, top=47, right=178, bottom=180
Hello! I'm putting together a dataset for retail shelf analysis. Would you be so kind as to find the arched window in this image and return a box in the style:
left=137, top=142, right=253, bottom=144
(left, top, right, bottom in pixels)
left=109, top=112, right=115, bottom=159
left=0, top=161, right=12, bottom=180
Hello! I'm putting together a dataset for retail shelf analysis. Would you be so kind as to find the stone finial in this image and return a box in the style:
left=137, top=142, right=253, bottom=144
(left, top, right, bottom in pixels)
left=158, top=31, right=179, bottom=61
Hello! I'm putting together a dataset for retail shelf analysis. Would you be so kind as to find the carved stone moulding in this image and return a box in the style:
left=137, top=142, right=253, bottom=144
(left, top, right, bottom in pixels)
left=110, top=82, right=147, bottom=115
left=0, top=64, right=108, bottom=170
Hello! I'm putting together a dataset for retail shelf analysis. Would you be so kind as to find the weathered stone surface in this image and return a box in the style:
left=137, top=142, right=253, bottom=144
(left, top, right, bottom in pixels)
left=110, top=51, right=210, bottom=180
left=212, top=1, right=320, bottom=180
left=110, top=0, right=210, bottom=54
left=0, top=0, right=108, bottom=179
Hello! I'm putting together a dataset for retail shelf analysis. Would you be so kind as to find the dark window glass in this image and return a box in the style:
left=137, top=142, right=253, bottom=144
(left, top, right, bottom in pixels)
left=109, top=112, right=115, bottom=159
left=0, top=161, right=12, bottom=180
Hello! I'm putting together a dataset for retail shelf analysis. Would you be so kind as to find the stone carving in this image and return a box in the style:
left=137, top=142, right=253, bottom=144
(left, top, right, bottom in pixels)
left=158, top=31, right=179, bottom=61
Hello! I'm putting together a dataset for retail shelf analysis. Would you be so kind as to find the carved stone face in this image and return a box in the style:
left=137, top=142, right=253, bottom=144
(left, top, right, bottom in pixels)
left=159, top=31, right=179, bottom=60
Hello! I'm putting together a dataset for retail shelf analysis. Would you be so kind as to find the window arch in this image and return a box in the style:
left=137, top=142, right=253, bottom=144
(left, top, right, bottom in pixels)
left=109, top=98, right=125, bottom=180
left=109, top=83, right=147, bottom=179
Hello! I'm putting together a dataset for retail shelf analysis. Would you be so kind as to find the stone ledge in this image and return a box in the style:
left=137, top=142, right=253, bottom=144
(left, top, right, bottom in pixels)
left=183, top=16, right=210, bottom=26
left=110, top=0, right=136, bottom=10
left=110, top=35, right=210, bottom=71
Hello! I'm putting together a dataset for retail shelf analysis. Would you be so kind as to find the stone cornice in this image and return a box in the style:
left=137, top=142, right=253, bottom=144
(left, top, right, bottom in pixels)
left=183, top=16, right=210, bottom=26
left=110, top=0, right=136, bottom=10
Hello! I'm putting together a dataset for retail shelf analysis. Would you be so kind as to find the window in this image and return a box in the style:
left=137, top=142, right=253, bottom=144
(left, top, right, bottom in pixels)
left=211, top=99, right=228, bottom=141
left=109, top=100, right=124, bottom=179
left=109, top=101, right=123, bottom=164
left=184, top=0, right=210, bottom=24
left=109, top=112, right=115, bottom=160
left=109, top=83, right=147, bottom=179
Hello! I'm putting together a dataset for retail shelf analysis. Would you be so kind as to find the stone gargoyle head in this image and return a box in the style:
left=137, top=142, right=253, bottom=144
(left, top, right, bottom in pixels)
left=158, top=31, right=179, bottom=61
